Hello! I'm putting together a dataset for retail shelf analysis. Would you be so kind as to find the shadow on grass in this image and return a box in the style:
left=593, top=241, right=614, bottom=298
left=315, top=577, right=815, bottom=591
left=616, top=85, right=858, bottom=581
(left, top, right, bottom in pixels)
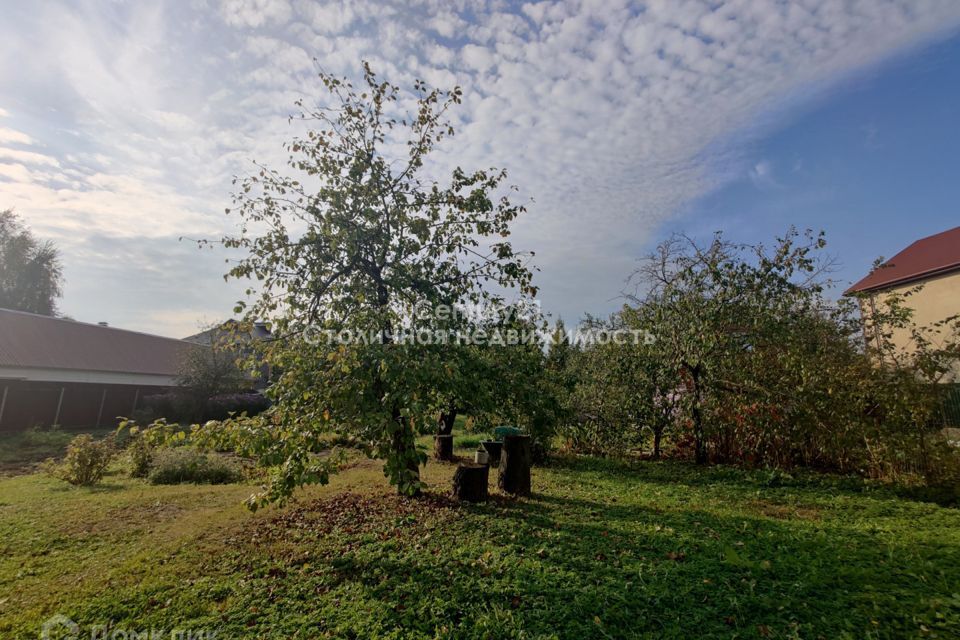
left=25, top=459, right=960, bottom=640
left=48, top=481, right=127, bottom=493
left=203, top=483, right=960, bottom=638
left=545, top=454, right=960, bottom=507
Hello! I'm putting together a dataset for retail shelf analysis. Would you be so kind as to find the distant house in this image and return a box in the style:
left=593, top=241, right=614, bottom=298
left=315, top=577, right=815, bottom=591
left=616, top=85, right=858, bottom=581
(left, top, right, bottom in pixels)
left=845, top=225, right=960, bottom=384
left=0, top=309, right=196, bottom=432
left=184, top=319, right=272, bottom=390
left=184, top=319, right=272, bottom=346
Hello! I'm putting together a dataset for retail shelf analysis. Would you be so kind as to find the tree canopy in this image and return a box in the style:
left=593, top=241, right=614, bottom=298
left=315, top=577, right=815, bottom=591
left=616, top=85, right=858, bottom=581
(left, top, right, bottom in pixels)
left=0, top=209, right=63, bottom=316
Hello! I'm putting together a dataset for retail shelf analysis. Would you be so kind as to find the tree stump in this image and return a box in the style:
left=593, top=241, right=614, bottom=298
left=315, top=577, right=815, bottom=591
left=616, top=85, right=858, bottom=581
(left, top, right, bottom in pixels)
left=452, top=462, right=489, bottom=502
left=498, top=434, right=531, bottom=496
left=434, top=434, right=454, bottom=461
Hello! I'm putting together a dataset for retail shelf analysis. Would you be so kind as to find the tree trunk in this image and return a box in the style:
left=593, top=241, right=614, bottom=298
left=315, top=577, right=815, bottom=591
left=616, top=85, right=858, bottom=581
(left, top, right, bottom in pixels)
left=652, top=427, right=662, bottom=460
left=392, top=407, right=421, bottom=496
left=498, top=434, right=532, bottom=496
left=689, top=368, right=707, bottom=465
left=437, top=408, right=458, bottom=436
left=434, top=408, right=458, bottom=461
left=452, top=462, right=489, bottom=502
left=434, top=434, right=454, bottom=461
left=692, top=403, right=706, bottom=464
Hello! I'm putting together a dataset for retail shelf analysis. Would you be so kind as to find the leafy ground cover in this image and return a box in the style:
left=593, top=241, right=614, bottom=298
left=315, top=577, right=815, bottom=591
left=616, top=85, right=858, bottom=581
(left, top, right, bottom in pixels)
left=1, top=443, right=958, bottom=639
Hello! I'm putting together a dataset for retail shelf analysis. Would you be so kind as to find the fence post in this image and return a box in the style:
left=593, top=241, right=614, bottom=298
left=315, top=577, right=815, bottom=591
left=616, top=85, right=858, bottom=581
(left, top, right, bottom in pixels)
left=96, top=388, right=108, bottom=428
left=53, top=386, right=65, bottom=427
left=0, top=385, right=7, bottom=427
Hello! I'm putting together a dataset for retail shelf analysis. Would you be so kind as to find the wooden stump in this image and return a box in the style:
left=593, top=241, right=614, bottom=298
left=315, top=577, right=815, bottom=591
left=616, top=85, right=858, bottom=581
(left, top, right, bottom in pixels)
left=452, top=462, right=489, bottom=503
left=498, top=434, right=531, bottom=496
left=434, top=434, right=454, bottom=461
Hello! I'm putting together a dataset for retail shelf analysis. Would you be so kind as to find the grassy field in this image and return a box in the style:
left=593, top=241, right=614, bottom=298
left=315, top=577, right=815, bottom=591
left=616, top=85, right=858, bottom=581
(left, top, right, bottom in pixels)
left=1, top=440, right=959, bottom=639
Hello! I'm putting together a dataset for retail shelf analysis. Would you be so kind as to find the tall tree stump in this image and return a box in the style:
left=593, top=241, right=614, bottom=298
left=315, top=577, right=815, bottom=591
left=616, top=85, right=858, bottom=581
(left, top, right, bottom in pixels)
left=498, top=434, right=531, bottom=496
left=434, top=434, right=454, bottom=461
left=452, top=462, right=489, bottom=502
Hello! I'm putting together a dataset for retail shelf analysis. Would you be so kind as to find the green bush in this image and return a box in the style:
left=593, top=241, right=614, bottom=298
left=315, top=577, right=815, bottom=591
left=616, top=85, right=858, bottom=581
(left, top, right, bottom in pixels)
left=46, top=434, right=116, bottom=486
left=147, top=448, right=242, bottom=485
left=127, top=436, right=153, bottom=478
left=454, top=434, right=483, bottom=449
left=18, top=426, right=69, bottom=448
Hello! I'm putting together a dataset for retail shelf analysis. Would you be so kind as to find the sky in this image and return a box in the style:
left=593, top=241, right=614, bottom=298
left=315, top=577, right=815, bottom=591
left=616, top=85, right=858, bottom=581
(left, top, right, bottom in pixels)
left=0, top=0, right=959, bottom=338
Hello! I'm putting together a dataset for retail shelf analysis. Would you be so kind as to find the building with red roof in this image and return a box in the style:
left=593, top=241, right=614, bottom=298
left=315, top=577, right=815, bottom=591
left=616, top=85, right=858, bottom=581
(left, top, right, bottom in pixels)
left=845, top=226, right=960, bottom=295
left=846, top=225, right=960, bottom=384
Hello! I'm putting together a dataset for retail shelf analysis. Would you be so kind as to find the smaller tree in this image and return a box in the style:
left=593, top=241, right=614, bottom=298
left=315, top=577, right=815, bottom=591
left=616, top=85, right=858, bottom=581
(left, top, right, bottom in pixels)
left=177, top=343, right=247, bottom=401
left=563, top=312, right=677, bottom=458
left=853, top=285, right=960, bottom=480
left=619, top=307, right=681, bottom=459
left=630, top=228, right=834, bottom=464
left=177, top=321, right=249, bottom=400
left=0, top=209, right=63, bottom=315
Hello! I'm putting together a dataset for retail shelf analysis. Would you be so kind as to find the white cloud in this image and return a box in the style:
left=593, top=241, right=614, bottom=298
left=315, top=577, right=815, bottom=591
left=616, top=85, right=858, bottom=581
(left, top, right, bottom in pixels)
left=0, top=163, right=34, bottom=183
left=0, top=147, right=59, bottom=167
left=0, top=126, right=32, bottom=145
left=461, top=44, right=496, bottom=73
left=1, top=0, right=959, bottom=334
left=749, top=160, right=779, bottom=189
left=220, top=0, right=291, bottom=28
left=293, top=0, right=357, bottom=35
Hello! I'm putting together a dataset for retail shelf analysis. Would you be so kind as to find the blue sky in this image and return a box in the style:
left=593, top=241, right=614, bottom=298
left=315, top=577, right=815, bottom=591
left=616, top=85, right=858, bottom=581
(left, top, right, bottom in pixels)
left=674, top=34, right=960, bottom=292
left=0, top=1, right=959, bottom=336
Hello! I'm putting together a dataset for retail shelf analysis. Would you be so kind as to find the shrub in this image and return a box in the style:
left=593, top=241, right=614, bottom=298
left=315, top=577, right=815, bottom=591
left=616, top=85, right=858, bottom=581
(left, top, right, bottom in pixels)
left=922, top=436, right=960, bottom=490
left=18, top=425, right=68, bottom=447
left=47, top=434, right=116, bottom=486
left=139, top=391, right=270, bottom=423
left=205, top=393, right=271, bottom=420
left=127, top=436, right=153, bottom=478
left=147, top=448, right=242, bottom=485
left=141, top=392, right=197, bottom=423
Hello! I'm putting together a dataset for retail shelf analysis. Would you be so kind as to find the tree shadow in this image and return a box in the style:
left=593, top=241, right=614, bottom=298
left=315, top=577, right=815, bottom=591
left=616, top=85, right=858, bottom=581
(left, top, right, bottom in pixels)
left=230, top=486, right=960, bottom=639
left=544, top=455, right=959, bottom=507
left=48, top=481, right=126, bottom=493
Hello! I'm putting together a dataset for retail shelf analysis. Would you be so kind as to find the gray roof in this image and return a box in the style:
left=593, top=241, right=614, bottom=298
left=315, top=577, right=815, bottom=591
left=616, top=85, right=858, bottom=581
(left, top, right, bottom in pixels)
left=183, top=319, right=272, bottom=346
left=0, top=308, right=195, bottom=376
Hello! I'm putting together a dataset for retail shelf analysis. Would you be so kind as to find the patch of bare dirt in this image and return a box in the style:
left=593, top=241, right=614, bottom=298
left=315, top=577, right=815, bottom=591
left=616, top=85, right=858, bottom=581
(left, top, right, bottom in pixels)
left=249, top=491, right=462, bottom=543
left=750, top=500, right=821, bottom=521
left=0, top=460, right=43, bottom=478
left=59, top=501, right=188, bottom=536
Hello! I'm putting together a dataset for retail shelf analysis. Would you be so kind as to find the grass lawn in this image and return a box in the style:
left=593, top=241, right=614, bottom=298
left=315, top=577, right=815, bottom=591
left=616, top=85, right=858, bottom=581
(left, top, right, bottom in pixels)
left=1, top=444, right=959, bottom=639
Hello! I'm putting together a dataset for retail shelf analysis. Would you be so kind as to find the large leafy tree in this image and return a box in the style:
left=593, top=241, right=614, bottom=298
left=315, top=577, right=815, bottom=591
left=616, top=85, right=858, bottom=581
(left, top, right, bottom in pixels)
left=219, top=64, right=535, bottom=502
left=0, top=209, right=63, bottom=315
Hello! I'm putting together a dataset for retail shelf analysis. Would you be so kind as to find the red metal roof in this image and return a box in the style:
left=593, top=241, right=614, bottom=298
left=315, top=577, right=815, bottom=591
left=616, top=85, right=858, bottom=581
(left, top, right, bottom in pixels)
left=0, top=308, right=195, bottom=376
left=845, top=226, right=960, bottom=294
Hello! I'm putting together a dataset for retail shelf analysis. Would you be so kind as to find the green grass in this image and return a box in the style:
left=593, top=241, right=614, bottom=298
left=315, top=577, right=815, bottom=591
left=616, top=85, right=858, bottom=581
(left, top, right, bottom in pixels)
left=414, top=414, right=494, bottom=452
left=0, top=428, right=116, bottom=475
left=1, top=451, right=959, bottom=638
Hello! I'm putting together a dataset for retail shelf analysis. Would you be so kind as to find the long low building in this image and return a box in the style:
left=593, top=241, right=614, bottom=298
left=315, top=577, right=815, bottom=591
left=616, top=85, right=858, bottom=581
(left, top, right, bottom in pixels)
left=0, top=308, right=194, bottom=432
